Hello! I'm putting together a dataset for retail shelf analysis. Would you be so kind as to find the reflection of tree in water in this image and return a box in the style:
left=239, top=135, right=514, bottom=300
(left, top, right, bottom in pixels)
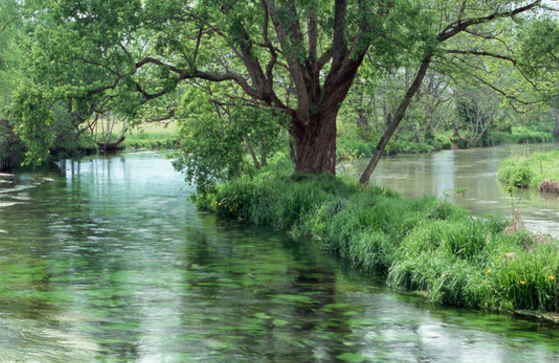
left=30, top=160, right=143, bottom=361
left=280, top=240, right=362, bottom=363
left=0, top=166, right=144, bottom=361
left=176, top=224, right=364, bottom=362
left=0, top=155, right=367, bottom=362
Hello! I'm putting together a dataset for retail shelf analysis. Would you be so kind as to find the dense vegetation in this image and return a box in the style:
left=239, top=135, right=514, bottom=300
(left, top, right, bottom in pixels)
left=1, top=0, right=559, bottom=318
left=1, top=0, right=559, bottom=181
left=498, top=150, right=559, bottom=193
left=203, top=156, right=559, bottom=312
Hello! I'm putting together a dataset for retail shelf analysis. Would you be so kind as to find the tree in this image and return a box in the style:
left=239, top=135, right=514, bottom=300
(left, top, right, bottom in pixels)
left=0, top=0, right=26, bottom=171
left=15, top=0, right=549, bottom=182
left=358, top=1, right=548, bottom=184
left=173, top=84, right=286, bottom=193
left=520, top=16, right=559, bottom=138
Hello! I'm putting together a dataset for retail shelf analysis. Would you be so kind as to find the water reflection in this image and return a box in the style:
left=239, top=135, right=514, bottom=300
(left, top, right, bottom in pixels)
left=0, top=152, right=558, bottom=362
left=353, top=144, right=559, bottom=237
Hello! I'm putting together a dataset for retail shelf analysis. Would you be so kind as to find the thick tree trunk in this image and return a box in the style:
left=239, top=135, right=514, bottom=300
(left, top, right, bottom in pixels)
left=292, top=111, right=337, bottom=174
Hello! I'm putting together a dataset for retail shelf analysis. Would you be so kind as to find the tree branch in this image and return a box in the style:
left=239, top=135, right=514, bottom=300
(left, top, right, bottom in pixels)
left=331, top=0, right=348, bottom=73
left=437, top=1, right=541, bottom=42
left=443, top=49, right=517, bottom=65
left=359, top=53, right=433, bottom=185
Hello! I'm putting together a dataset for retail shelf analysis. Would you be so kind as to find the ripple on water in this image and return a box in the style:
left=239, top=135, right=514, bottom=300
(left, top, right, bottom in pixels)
left=9, top=193, right=31, bottom=201
left=0, top=201, right=20, bottom=208
left=0, top=184, right=38, bottom=195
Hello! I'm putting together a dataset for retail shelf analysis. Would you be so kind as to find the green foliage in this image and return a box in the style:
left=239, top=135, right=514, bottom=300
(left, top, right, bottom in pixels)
left=4, top=0, right=550, bottom=177
left=173, top=88, right=287, bottom=194
left=10, top=86, right=55, bottom=166
left=498, top=158, right=533, bottom=188
left=498, top=150, right=559, bottom=190
left=0, top=119, right=25, bottom=171
left=122, top=132, right=179, bottom=150
left=203, top=161, right=559, bottom=312
left=511, top=126, right=554, bottom=144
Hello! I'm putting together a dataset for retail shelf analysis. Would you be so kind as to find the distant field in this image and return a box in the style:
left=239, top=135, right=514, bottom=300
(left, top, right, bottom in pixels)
left=94, top=121, right=180, bottom=150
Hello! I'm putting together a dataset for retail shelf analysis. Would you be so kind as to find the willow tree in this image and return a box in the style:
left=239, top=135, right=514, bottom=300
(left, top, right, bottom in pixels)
left=19, top=0, right=546, bottom=181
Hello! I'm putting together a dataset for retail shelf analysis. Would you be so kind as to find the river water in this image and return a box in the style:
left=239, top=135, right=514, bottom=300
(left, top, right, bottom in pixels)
left=0, top=151, right=558, bottom=362
left=352, top=143, right=559, bottom=237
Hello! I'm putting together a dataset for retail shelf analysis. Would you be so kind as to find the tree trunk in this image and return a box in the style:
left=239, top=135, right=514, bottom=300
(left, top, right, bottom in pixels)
left=356, top=108, right=370, bottom=130
left=292, top=111, right=337, bottom=174
left=260, top=142, right=267, bottom=167
left=553, top=108, right=559, bottom=139
left=97, top=135, right=126, bottom=153
left=246, top=142, right=261, bottom=169
left=359, top=55, right=432, bottom=185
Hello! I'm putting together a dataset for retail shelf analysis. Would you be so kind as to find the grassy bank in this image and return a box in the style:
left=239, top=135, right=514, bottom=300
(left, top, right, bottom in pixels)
left=122, top=123, right=179, bottom=150
left=337, top=126, right=555, bottom=161
left=200, top=155, right=559, bottom=313
left=498, top=150, right=559, bottom=193
left=94, top=122, right=179, bottom=150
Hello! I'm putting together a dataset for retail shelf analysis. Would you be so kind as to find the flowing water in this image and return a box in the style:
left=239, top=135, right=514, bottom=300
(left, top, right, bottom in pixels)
left=352, top=143, right=559, bottom=237
left=0, top=151, right=558, bottom=363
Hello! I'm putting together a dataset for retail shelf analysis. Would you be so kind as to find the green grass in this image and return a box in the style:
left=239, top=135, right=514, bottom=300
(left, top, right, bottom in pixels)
left=511, top=126, right=555, bottom=144
left=336, top=125, right=554, bottom=161
left=121, top=122, right=179, bottom=150
left=92, top=121, right=179, bottom=150
left=200, top=154, right=559, bottom=313
left=498, top=150, right=559, bottom=190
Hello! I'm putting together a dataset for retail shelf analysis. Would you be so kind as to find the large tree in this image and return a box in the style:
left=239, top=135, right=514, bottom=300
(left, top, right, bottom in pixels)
left=17, top=0, right=549, bottom=181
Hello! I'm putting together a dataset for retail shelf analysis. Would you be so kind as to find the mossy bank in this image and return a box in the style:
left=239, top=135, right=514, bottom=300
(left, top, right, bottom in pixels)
left=199, top=155, right=559, bottom=316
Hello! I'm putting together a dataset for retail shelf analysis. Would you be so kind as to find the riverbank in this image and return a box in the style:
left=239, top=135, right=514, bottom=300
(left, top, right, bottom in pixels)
left=498, top=150, right=559, bottom=193
left=337, top=126, right=556, bottom=161
left=201, top=155, right=559, bottom=316
left=99, top=122, right=179, bottom=151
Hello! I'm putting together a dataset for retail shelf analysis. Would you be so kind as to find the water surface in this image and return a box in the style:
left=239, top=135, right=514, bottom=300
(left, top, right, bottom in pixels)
left=352, top=143, right=559, bottom=237
left=0, top=152, right=558, bottom=362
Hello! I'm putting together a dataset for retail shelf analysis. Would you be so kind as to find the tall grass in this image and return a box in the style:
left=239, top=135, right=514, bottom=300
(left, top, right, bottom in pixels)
left=202, top=155, right=559, bottom=313
left=498, top=150, right=559, bottom=190
left=511, top=126, right=555, bottom=144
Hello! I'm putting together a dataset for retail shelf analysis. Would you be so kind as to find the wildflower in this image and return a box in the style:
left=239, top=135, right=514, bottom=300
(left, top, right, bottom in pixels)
left=550, top=275, right=555, bottom=281
left=486, top=269, right=491, bottom=274
left=229, top=208, right=233, bottom=212
left=218, top=202, right=221, bottom=206
left=520, top=281, right=525, bottom=285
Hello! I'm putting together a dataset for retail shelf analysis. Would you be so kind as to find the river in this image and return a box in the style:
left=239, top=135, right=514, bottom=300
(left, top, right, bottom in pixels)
left=0, top=150, right=558, bottom=362
left=351, top=143, right=559, bottom=237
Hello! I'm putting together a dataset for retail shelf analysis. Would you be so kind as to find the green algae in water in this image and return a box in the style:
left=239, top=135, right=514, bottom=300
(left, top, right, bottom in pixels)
left=0, top=153, right=558, bottom=362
